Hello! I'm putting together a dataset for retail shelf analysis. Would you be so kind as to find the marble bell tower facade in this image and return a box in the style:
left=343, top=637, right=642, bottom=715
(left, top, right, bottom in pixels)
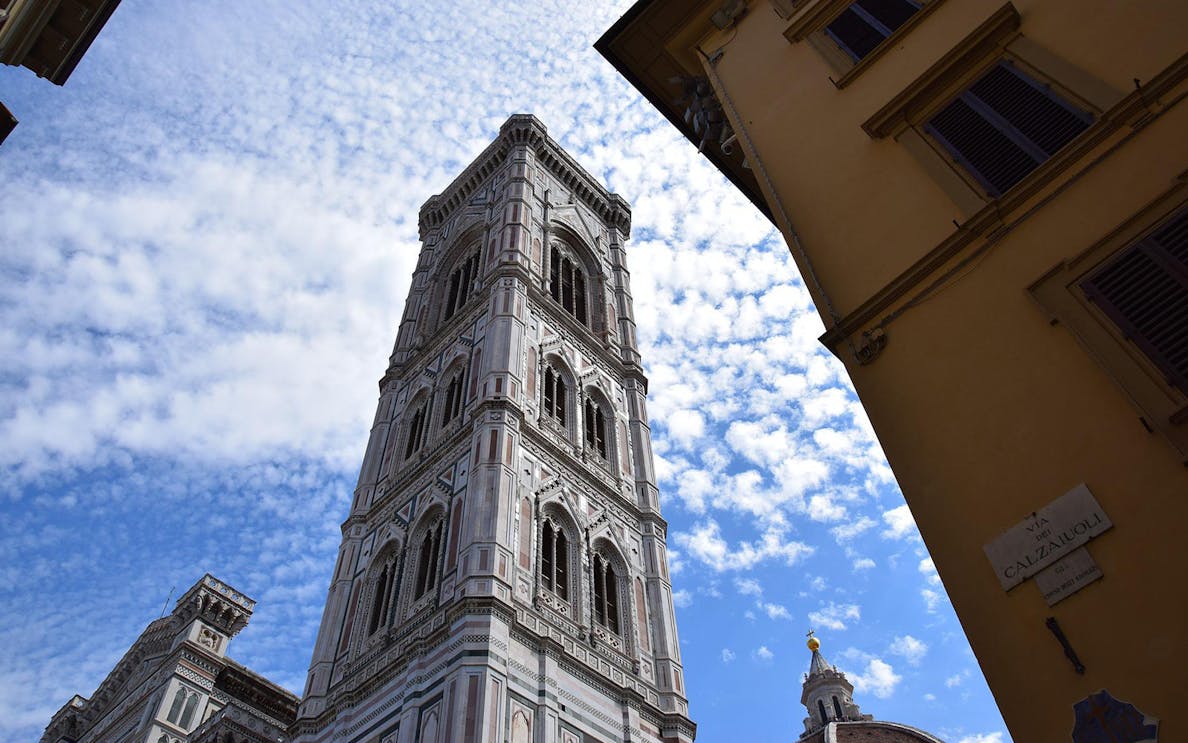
left=291, top=115, right=695, bottom=743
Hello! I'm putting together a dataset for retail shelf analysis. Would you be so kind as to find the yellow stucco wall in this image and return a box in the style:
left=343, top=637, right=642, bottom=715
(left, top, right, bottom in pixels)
left=643, top=1, right=1188, bottom=740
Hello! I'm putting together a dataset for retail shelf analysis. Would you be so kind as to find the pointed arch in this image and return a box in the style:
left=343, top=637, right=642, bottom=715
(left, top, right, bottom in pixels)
left=402, top=387, right=434, bottom=461
left=590, top=537, right=630, bottom=639
left=438, top=354, right=470, bottom=427
left=364, top=539, right=402, bottom=637
left=406, top=506, right=447, bottom=609
left=179, top=691, right=200, bottom=728
left=581, top=385, right=617, bottom=465
left=166, top=687, right=186, bottom=723
left=540, top=353, right=576, bottom=436
left=538, top=498, right=583, bottom=618
left=545, top=225, right=607, bottom=333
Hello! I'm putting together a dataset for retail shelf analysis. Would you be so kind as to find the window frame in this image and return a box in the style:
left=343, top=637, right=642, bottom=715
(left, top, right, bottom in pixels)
left=921, top=58, right=1094, bottom=198
left=861, top=3, right=1122, bottom=216
left=1028, top=187, right=1188, bottom=461
left=784, top=0, right=945, bottom=88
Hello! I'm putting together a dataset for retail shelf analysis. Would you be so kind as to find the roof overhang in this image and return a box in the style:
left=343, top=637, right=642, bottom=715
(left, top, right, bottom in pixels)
left=595, top=0, right=775, bottom=223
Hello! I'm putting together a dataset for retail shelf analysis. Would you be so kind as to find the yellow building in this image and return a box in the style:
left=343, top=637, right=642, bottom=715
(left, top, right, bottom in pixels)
left=598, top=1, right=1186, bottom=740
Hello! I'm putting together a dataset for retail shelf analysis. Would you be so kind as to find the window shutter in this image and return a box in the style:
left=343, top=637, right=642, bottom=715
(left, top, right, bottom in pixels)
left=1081, top=209, right=1188, bottom=392
left=966, top=63, right=1091, bottom=158
left=926, top=62, right=1092, bottom=197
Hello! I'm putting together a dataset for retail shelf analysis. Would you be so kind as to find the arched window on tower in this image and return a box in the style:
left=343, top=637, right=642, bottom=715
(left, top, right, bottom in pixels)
left=179, top=692, right=200, bottom=729
left=818, top=698, right=829, bottom=724
left=367, top=564, right=392, bottom=635
left=542, top=366, right=567, bottom=426
left=539, top=520, right=569, bottom=600
left=584, top=398, right=608, bottom=460
left=166, top=687, right=186, bottom=724
left=832, top=695, right=843, bottom=719
left=404, top=397, right=431, bottom=460
left=441, top=367, right=465, bottom=425
left=442, top=250, right=480, bottom=322
left=592, top=553, right=620, bottom=634
left=549, top=246, right=588, bottom=325
left=414, top=521, right=444, bottom=600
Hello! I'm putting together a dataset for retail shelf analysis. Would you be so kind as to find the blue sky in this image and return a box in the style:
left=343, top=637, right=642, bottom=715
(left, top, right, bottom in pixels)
left=0, top=2, right=1008, bottom=741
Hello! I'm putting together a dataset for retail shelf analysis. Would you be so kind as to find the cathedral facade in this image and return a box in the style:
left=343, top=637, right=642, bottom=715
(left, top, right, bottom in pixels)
left=290, top=114, right=694, bottom=743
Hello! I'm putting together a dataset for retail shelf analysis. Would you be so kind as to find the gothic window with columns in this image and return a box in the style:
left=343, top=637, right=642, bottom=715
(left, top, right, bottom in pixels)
left=413, top=520, right=444, bottom=600
left=442, top=250, right=480, bottom=322
left=584, top=398, right=608, bottom=460
left=403, top=397, right=431, bottom=460
left=166, top=688, right=186, bottom=724
left=366, top=561, right=395, bottom=635
left=539, top=519, right=570, bottom=600
left=549, top=245, right=588, bottom=325
left=592, top=553, right=620, bottom=634
left=542, top=365, right=568, bottom=427
left=440, top=366, right=465, bottom=425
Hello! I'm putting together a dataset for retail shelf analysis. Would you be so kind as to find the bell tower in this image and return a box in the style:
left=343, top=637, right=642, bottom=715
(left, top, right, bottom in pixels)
left=292, top=115, right=695, bottom=743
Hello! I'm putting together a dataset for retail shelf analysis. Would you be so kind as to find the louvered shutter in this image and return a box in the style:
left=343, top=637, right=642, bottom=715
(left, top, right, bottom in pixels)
left=1081, top=209, right=1188, bottom=392
left=926, top=62, right=1092, bottom=196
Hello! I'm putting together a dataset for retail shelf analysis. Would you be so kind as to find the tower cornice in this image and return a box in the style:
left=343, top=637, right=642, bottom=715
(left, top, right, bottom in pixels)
left=418, top=114, right=631, bottom=241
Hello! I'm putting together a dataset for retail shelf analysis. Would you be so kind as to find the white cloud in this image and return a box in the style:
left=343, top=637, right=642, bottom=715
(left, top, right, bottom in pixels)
left=921, top=588, right=945, bottom=613
left=831, top=516, right=876, bottom=542
left=852, top=558, right=876, bottom=571
left=721, top=648, right=736, bottom=663
left=808, top=602, right=861, bottom=631
left=754, top=646, right=774, bottom=661
left=882, top=504, right=919, bottom=540
left=956, top=734, right=1004, bottom=743
left=674, top=520, right=813, bottom=572
left=849, top=658, right=902, bottom=699
left=889, top=635, right=928, bottom=666
left=946, top=670, right=972, bottom=688
left=759, top=602, right=792, bottom=621
left=734, top=577, right=763, bottom=596
left=672, top=589, right=692, bottom=608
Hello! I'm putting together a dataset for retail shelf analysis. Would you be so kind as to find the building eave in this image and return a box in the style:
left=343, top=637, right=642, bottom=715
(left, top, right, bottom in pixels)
left=595, top=0, right=775, bottom=224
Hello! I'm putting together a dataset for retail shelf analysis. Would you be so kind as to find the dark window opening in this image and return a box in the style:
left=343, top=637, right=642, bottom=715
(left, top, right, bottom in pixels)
left=925, top=61, right=1092, bottom=197
left=593, top=554, right=620, bottom=634
left=825, top=0, right=921, bottom=62
left=404, top=400, right=430, bottom=460
left=442, top=369, right=465, bottom=424
left=833, top=695, right=844, bottom=719
left=539, top=520, right=569, bottom=600
left=443, top=252, right=480, bottom=322
left=367, top=565, right=391, bottom=634
left=584, top=399, right=608, bottom=459
left=543, top=366, right=567, bottom=426
left=818, top=699, right=829, bottom=724
left=414, top=522, right=443, bottom=600
left=549, top=246, right=589, bottom=326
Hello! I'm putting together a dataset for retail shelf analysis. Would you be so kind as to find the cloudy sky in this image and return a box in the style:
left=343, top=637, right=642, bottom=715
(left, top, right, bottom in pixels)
left=0, top=1, right=1008, bottom=741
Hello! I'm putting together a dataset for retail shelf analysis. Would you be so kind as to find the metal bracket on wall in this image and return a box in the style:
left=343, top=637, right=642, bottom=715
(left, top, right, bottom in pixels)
left=1045, top=617, right=1086, bottom=674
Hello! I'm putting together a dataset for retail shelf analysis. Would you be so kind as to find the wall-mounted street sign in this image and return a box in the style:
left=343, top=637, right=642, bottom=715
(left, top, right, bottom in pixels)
left=984, top=483, right=1112, bottom=591
left=1035, top=546, right=1103, bottom=606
